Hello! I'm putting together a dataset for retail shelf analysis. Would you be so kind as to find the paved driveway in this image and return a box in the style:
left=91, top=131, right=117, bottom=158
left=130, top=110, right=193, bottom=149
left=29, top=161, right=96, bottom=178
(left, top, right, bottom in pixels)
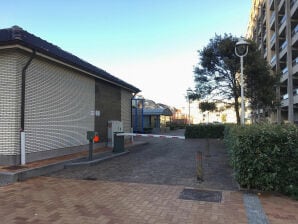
left=48, top=129, right=238, bottom=191
left=0, top=131, right=298, bottom=224
left=2, top=130, right=297, bottom=223
left=0, top=131, right=248, bottom=224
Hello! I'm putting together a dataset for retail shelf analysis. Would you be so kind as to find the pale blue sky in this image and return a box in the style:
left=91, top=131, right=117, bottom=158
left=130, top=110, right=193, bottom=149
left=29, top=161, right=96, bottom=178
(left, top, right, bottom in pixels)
left=2, top=0, right=252, bottom=107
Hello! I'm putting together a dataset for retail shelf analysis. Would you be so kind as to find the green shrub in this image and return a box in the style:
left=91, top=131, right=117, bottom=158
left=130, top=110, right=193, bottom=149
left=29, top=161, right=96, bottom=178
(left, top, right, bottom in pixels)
left=224, top=124, right=298, bottom=197
left=185, top=124, right=225, bottom=138
left=284, top=185, right=298, bottom=200
left=169, top=123, right=186, bottom=130
left=143, top=128, right=153, bottom=133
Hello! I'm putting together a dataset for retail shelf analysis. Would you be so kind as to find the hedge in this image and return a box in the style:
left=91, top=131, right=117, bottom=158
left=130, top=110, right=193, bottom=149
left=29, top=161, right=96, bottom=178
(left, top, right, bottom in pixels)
left=185, top=124, right=225, bottom=138
left=169, top=123, right=187, bottom=130
left=224, top=124, right=298, bottom=199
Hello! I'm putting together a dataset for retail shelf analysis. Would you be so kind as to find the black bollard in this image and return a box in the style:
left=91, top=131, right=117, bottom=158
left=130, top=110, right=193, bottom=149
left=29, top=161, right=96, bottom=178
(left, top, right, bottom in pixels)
left=196, top=151, right=203, bottom=181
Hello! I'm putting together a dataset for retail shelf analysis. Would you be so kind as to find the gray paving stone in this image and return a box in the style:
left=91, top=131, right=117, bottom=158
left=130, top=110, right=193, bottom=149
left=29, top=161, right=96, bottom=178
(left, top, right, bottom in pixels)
left=47, top=129, right=238, bottom=190
left=243, top=193, right=270, bottom=224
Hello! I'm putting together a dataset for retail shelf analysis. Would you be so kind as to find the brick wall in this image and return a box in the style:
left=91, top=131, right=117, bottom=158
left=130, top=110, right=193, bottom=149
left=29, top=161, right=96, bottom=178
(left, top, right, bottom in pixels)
left=0, top=49, right=20, bottom=161
left=121, top=89, right=133, bottom=142
left=0, top=47, right=134, bottom=165
left=24, top=54, right=95, bottom=155
left=95, top=80, right=121, bottom=142
left=0, top=48, right=95, bottom=165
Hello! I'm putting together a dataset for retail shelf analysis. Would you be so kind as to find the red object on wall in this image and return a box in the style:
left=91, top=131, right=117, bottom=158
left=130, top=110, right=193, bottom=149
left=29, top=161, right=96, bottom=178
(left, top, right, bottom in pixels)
left=93, top=135, right=100, bottom=143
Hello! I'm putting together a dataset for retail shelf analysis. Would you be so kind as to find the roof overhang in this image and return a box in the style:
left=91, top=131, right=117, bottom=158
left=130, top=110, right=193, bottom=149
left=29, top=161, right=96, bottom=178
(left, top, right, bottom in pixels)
left=143, top=108, right=173, bottom=116
left=0, top=27, right=141, bottom=93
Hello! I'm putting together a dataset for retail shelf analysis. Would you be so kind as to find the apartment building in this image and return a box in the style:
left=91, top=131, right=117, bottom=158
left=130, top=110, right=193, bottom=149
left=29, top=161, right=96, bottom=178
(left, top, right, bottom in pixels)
left=247, top=0, right=298, bottom=123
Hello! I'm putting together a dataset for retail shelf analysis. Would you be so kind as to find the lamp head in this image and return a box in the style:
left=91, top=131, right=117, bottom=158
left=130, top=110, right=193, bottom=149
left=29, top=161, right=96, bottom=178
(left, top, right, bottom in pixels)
left=186, top=88, right=193, bottom=96
left=235, top=38, right=249, bottom=57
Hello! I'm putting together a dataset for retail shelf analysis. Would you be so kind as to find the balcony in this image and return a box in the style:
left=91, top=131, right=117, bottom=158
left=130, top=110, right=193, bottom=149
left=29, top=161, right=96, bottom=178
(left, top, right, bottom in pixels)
left=278, top=0, right=285, bottom=11
left=279, top=15, right=286, bottom=25
left=294, top=88, right=298, bottom=105
left=264, top=48, right=268, bottom=59
left=283, top=93, right=289, bottom=100
left=257, top=9, right=262, bottom=20
left=271, top=55, right=277, bottom=67
left=291, top=0, right=298, bottom=17
left=293, top=57, right=298, bottom=75
left=258, top=26, right=262, bottom=35
left=280, top=40, right=288, bottom=50
left=294, top=93, right=298, bottom=105
left=270, top=32, right=276, bottom=49
left=281, top=67, right=289, bottom=82
left=270, top=12, right=276, bottom=30
left=286, top=89, right=298, bottom=107
left=279, top=15, right=287, bottom=34
left=292, top=24, right=298, bottom=46
left=281, top=93, right=289, bottom=107
left=257, top=36, right=262, bottom=45
left=270, top=32, right=276, bottom=43
left=263, top=13, right=267, bottom=25
left=292, top=0, right=298, bottom=8
left=269, top=0, right=274, bottom=10
left=279, top=40, right=288, bottom=58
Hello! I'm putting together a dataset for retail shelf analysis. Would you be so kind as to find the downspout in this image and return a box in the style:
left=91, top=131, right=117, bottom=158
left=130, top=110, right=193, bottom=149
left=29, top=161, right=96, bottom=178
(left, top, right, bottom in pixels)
left=20, top=50, right=36, bottom=165
left=141, top=99, right=144, bottom=133
left=131, top=93, right=137, bottom=142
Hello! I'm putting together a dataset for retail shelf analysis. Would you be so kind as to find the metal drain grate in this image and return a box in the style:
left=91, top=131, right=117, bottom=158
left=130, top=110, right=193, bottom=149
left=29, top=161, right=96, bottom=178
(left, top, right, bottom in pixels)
left=179, top=189, right=222, bottom=203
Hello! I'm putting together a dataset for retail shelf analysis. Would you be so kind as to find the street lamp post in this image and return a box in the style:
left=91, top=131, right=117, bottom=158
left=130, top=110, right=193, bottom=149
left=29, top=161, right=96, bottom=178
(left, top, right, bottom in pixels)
left=235, top=38, right=249, bottom=125
left=187, top=88, right=193, bottom=126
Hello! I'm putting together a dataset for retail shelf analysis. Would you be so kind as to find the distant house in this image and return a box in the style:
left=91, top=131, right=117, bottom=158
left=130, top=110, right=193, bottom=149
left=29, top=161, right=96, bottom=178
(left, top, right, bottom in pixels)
left=171, top=108, right=188, bottom=125
left=0, top=26, right=140, bottom=165
left=132, top=98, right=173, bottom=133
left=143, top=107, right=173, bottom=133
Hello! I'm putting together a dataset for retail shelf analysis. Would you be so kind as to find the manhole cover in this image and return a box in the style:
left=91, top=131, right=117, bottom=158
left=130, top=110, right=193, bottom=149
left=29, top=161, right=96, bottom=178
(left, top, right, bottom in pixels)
left=3, top=165, right=28, bottom=170
left=179, top=189, right=222, bottom=203
left=83, top=177, right=97, bottom=181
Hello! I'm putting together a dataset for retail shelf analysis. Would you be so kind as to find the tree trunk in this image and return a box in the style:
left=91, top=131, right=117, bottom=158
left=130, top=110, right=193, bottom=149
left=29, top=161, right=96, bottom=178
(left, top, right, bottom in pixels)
left=234, top=97, right=240, bottom=124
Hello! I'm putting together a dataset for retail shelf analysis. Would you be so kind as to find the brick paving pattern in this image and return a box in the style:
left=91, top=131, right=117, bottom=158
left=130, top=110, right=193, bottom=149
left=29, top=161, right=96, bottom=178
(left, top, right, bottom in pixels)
left=259, top=193, right=298, bottom=224
left=0, top=177, right=247, bottom=224
left=0, top=129, right=297, bottom=223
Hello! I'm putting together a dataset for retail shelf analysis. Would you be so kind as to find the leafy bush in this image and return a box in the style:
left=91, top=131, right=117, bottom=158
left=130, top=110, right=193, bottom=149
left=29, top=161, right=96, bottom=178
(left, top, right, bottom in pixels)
left=284, top=185, right=298, bottom=200
left=169, top=123, right=186, bottom=130
left=185, top=124, right=225, bottom=138
left=224, top=124, right=298, bottom=198
left=143, top=128, right=153, bottom=133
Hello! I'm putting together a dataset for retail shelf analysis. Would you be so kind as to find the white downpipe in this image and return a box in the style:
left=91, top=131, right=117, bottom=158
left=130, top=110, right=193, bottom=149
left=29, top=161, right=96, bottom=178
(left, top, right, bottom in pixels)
left=21, top=132, right=26, bottom=165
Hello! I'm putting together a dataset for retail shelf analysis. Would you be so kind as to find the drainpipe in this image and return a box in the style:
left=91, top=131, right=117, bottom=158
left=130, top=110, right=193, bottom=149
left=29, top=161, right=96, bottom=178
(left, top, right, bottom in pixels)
left=20, top=50, right=35, bottom=165
left=131, top=93, right=137, bottom=142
